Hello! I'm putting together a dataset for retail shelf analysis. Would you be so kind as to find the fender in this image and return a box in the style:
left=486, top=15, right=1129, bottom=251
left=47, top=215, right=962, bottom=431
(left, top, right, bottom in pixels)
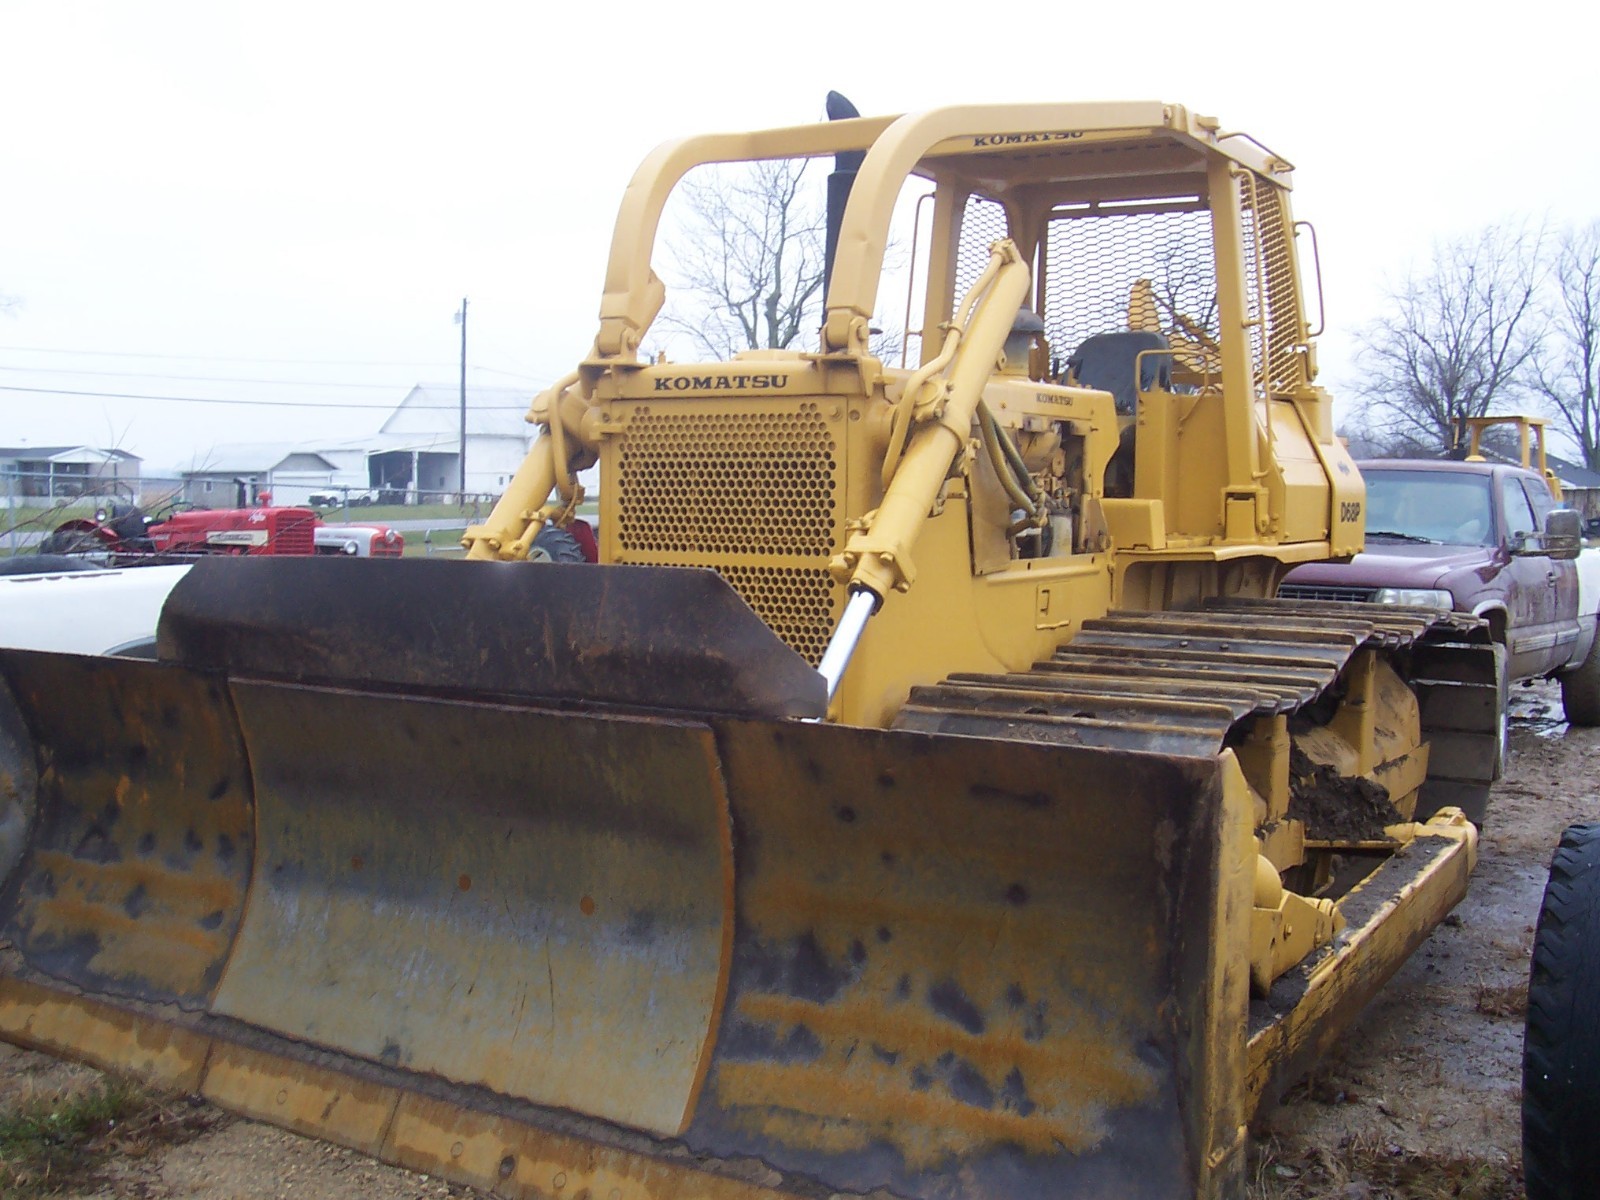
left=1575, top=547, right=1600, bottom=619
left=0, top=564, right=190, bottom=656
left=1471, top=600, right=1509, bottom=644
left=1567, top=547, right=1600, bottom=668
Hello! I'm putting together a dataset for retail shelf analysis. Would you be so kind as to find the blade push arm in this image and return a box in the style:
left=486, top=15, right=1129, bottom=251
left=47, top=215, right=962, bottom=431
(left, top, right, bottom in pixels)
left=463, top=373, right=592, bottom=562
left=818, top=240, right=1030, bottom=693
left=831, top=240, right=1030, bottom=601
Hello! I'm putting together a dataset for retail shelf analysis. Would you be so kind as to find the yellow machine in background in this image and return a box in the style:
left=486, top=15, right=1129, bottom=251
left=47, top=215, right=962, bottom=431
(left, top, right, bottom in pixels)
left=1461, top=412, right=1564, bottom=500
left=0, top=102, right=1505, bottom=1200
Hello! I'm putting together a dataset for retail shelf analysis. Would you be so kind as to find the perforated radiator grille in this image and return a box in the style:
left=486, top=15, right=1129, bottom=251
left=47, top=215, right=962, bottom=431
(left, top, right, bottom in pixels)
left=612, top=400, right=845, bottom=665
left=718, top=563, right=839, bottom=666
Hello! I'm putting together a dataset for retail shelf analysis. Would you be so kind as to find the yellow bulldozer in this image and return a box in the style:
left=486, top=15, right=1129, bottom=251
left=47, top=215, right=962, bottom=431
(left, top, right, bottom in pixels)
left=0, top=101, right=1509, bottom=1199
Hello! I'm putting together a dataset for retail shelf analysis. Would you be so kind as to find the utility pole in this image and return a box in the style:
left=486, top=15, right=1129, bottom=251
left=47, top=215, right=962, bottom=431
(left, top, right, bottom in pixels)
left=455, top=298, right=468, bottom=503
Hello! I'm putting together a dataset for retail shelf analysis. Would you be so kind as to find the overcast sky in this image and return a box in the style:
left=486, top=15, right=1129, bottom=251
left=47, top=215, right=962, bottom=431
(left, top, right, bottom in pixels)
left=3, top=1, right=1594, bottom=472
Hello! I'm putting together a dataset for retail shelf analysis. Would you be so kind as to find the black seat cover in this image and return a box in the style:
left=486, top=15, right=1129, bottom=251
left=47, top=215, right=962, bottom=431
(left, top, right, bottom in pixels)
left=1066, top=331, right=1171, bottom=413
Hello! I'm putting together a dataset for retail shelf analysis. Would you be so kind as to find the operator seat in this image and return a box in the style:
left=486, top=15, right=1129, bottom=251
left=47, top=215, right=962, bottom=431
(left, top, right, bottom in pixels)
left=1065, top=331, right=1171, bottom=414
left=1065, top=330, right=1171, bottom=497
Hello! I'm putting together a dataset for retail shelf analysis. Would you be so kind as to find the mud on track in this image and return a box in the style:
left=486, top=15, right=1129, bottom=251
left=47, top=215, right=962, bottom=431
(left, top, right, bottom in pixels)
left=0, top=682, right=1591, bottom=1199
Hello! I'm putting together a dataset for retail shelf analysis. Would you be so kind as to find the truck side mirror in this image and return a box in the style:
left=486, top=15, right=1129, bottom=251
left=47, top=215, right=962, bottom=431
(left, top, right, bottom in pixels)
left=1519, top=508, right=1583, bottom=560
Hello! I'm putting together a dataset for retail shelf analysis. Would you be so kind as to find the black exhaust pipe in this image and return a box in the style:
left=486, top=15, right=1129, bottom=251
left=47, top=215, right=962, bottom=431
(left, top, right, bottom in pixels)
left=824, top=91, right=862, bottom=297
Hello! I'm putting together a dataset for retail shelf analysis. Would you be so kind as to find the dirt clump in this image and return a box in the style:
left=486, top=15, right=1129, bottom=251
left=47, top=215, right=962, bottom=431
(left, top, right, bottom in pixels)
left=1473, top=981, right=1529, bottom=1020
left=1287, top=745, right=1402, bottom=841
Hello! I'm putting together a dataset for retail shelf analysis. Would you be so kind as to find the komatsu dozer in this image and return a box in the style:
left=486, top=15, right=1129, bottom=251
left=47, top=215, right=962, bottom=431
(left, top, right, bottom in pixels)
left=0, top=101, right=1507, bottom=1200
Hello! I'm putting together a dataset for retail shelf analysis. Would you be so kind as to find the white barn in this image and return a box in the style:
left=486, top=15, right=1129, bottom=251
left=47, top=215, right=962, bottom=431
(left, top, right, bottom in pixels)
left=181, top=384, right=550, bottom=510
left=181, top=445, right=342, bottom=507
left=375, top=384, right=539, bottom=499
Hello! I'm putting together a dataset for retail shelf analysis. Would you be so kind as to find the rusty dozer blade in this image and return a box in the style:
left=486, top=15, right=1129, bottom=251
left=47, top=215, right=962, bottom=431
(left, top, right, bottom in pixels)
left=0, top=559, right=1464, bottom=1200
left=156, top=556, right=828, bottom=719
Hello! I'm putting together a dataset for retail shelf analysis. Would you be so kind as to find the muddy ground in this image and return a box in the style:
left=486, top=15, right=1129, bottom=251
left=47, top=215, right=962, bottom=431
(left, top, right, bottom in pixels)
left=1, top=681, right=1593, bottom=1199
left=1249, top=679, right=1597, bottom=1198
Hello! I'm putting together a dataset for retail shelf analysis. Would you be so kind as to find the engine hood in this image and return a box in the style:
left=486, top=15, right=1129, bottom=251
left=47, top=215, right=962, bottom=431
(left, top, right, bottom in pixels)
left=1283, top=543, right=1491, bottom=590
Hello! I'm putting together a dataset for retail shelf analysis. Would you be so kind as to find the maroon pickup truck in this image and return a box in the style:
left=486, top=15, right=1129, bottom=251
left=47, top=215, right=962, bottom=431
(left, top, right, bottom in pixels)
left=1280, top=458, right=1600, bottom=724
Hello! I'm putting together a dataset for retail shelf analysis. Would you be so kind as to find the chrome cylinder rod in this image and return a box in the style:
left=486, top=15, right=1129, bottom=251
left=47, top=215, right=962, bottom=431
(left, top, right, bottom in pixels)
left=818, top=588, right=879, bottom=702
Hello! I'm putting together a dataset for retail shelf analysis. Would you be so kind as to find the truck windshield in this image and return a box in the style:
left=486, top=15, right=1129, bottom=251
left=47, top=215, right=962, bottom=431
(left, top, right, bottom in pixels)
left=1363, top=470, right=1496, bottom=547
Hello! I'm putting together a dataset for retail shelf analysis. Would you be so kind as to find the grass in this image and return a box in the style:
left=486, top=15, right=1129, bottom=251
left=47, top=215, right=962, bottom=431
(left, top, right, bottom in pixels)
left=394, top=503, right=600, bottom=556
left=1249, top=1134, right=1521, bottom=1199
left=316, top=502, right=473, bottom=522
left=0, top=1075, right=219, bottom=1197
left=404, top=536, right=467, bottom=557
left=0, top=1077, right=139, bottom=1195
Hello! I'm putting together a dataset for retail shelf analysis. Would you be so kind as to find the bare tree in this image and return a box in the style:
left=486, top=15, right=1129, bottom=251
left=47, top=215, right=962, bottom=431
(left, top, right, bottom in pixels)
left=1533, top=223, right=1600, bottom=469
left=1336, top=417, right=1436, bottom=460
left=1353, top=223, right=1545, bottom=453
left=657, top=159, right=829, bottom=360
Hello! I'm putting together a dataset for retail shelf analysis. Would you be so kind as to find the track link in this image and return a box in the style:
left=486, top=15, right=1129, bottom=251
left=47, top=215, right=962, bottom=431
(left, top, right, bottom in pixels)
left=893, top=599, right=1494, bottom=767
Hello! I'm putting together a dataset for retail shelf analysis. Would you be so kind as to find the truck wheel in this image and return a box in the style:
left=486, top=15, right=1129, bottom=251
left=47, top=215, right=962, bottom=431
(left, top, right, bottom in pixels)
left=1523, top=823, right=1600, bottom=1200
left=528, top=526, right=587, bottom=564
left=39, top=529, right=104, bottom=556
left=1559, top=623, right=1600, bottom=726
left=0, top=554, right=102, bottom=576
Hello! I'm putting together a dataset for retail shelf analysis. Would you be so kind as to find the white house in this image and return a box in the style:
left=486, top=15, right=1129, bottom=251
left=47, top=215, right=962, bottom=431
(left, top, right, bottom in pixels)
left=1546, top=453, right=1600, bottom=520
left=0, top=446, right=142, bottom=500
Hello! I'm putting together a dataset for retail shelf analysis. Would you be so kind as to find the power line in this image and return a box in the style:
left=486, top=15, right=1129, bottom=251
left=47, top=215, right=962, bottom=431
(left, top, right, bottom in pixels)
left=0, top=365, right=425, bottom=390
left=0, top=385, right=533, bottom=411
left=0, top=345, right=459, bottom=369
left=470, top=364, right=547, bottom=382
left=0, top=363, right=547, bottom=389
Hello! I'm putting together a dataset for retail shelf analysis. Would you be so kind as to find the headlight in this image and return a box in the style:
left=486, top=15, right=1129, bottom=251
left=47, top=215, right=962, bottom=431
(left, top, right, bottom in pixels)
left=1373, top=587, right=1453, bottom=609
left=342, top=539, right=360, bottom=555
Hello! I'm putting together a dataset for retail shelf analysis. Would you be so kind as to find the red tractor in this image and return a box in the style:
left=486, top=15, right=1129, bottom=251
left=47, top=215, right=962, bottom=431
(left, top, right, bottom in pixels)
left=41, top=501, right=403, bottom=562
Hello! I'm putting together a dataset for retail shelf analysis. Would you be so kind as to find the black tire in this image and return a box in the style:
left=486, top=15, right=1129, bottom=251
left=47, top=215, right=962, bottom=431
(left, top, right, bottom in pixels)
left=38, top=529, right=107, bottom=557
left=1523, top=822, right=1600, bottom=1200
left=528, top=526, right=587, bottom=564
left=0, top=553, right=104, bottom=576
left=1560, top=623, right=1600, bottom=726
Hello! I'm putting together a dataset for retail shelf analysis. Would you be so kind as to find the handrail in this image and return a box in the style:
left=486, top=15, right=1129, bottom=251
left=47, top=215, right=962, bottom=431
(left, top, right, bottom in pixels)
left=1214, top=129, right=1295, bottom=174
left=900, top=190, right=936, bottom=368
left=1294, top=220, right=1326, bottom=339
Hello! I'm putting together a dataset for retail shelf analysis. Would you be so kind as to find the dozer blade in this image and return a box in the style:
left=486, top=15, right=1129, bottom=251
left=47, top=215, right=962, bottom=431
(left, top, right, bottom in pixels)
left=0, top=559, right=1451, bottom=1200
left=155, top=556, right=829, bottom=719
